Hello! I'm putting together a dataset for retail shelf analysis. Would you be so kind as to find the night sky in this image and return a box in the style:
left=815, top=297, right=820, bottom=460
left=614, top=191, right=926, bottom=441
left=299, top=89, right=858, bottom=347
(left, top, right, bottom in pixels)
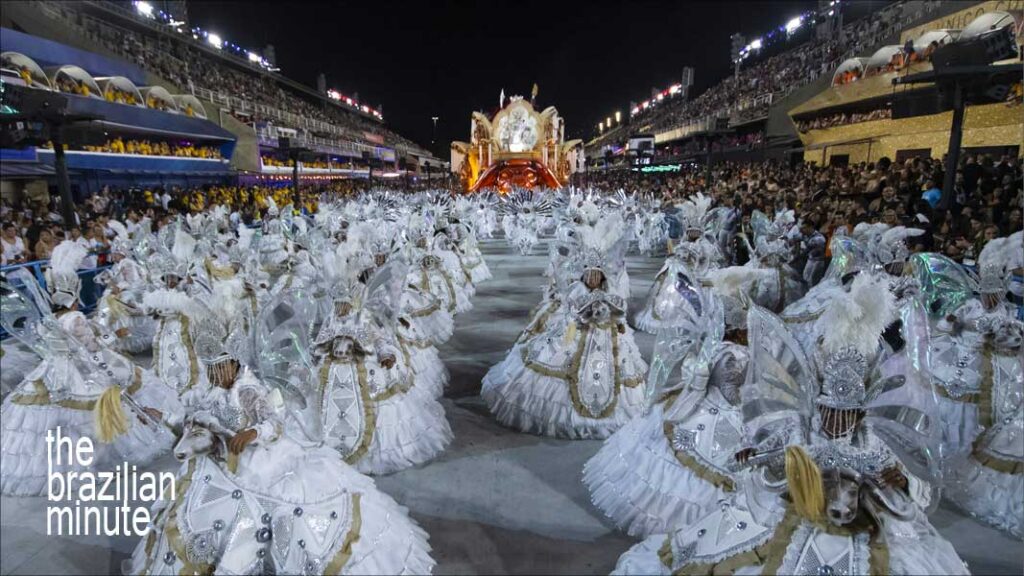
left=187, top=0, right=891, bottom=157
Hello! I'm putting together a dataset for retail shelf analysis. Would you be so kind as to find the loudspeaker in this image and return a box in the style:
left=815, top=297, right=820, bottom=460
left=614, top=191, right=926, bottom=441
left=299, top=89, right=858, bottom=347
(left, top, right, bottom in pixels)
left=932, top=25, right=1018, bottom=71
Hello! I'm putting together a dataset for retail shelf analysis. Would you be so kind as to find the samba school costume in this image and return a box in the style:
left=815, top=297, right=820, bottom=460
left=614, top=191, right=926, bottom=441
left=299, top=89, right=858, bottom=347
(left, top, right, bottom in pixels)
left=918, top=232, right=1023, bottom=539
left=635, top=193, right=723, bottom=334
left=270, top=227, right=452, bottom=476
left=586, top=268, right=751, bottom=537
left=93, top=220, right=158, bottom=354
left=127, top=291, right=434, bottom=576
left=483, top=203, right=647, bottom=439
left=613, top=272, right=968, bottom=576
left=1, top=241, right=176, bottom=496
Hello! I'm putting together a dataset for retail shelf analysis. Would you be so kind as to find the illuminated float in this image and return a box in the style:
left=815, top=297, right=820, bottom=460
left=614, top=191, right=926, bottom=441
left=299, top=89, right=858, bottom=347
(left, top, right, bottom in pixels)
left=451, top=93, right=583, bottom=192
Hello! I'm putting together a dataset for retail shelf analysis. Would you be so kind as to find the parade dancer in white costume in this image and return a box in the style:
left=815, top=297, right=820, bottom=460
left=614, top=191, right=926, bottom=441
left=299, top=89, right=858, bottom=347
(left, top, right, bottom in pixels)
left=585, top=269, right=751, bottom=537
left=499, top=189, right=552, bottom=256
left=636, top=193, right=721, bottom=334
left=482, top=208, right=647, bottom=439
left=707, top=210, right=806, bottom=331
left=613, top=274, right=967, bottom=576
left=297, top=237, right=452, bottom=475
left=919, top=232, right=1024, bottom=538
left=127, top=308, right=434, bottom=575
left=632, top=195, right=668, bottom=257
left=366, top=224, right=449, bottom=400
left=0, top=242, right=175, bottom=496
left=94, top=220, right=157, bottom=354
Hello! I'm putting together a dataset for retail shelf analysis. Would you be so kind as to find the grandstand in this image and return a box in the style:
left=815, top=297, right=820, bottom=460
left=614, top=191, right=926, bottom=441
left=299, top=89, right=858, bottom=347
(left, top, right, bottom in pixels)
left=583, top=0, right=1020, bottom=172
left=0, top=0, right=444, bottom=190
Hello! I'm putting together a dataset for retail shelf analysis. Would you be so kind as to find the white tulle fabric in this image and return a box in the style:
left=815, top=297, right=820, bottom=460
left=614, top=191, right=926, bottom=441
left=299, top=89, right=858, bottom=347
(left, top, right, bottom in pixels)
left=355, top=384, right=453, bottom=476
left=583, top=405, right=729, bottom=537
left=481, top=341, right=646, bottom=440
left=0, top=371, right=177, bottom=496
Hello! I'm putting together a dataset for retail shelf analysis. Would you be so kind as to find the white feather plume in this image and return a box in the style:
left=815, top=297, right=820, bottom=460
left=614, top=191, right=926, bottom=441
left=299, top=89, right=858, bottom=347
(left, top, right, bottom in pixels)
left=880, top=225, right=923, bottom=246
left=237, top=226, right=255, bottom=251
left=49, top=240, right=88, bottom=275
left=107, top=220, right=128, bottom=241
left=980, top=231, right=1023, bottom=270
left=577, top=211, right=624, bottom=253
left=819, top=273, right=895, bottom=356
left=172, top=228, right=196, bottom=262
left=706, top=266, right=774, bottom=299
left=142, top=289, right=195, bottom=316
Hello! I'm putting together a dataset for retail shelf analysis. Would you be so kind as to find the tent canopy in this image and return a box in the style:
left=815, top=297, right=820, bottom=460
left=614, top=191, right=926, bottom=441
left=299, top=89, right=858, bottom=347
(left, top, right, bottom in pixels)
left=95, top=76, right=144, bottom=107
left=0, top=51, right=51, bottom=89
left=172, top=94, right=207, bottom=119
left=960, top=11, right=1017, bottom=40
left=866, top=45, right=903, bottom=71
left=48, top=65, right=103, bottom=98
left=831, top=58, right=869, bottom=85
left=914, top=30, right=956, bottom=54
left=140, top=86, right=179, bottom=113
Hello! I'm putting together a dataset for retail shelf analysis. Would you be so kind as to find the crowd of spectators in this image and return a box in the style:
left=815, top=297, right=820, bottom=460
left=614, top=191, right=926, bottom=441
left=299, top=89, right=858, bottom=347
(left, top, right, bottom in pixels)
left=651, top=132, right=765, bottom=159
left=37, top=2, right=428, bottom=155
left=593, top=0, right=937, bottom=151
left=77, top=138, right=223, bottom=159
left=796, top=107, right=891, bottom=132
left=0, top=174, right=456, bottom=266
left=578, top=152, right=1022, bottom=264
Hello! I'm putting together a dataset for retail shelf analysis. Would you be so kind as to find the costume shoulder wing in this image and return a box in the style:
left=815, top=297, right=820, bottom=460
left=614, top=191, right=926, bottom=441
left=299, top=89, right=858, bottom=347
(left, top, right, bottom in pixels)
left=821, top=234, right=868, bottom=282
left=907, top=252, right=978, bottom=318
left=866, top=295, right=944, bottom=493
left=254, top=284, right=319, bottom=409
left=741, top=303, right=814, bottom=447
left=0, top=269, right=54, bottom=356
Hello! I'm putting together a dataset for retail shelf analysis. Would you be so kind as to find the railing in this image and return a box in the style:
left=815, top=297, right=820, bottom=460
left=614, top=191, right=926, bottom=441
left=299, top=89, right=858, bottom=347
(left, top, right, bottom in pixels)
left=1, top=256, right=112, bottom=339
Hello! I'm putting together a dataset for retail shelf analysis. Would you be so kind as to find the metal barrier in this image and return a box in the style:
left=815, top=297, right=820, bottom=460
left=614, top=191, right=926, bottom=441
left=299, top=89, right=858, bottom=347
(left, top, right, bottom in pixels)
left=1, top=256, right=112, bottom=339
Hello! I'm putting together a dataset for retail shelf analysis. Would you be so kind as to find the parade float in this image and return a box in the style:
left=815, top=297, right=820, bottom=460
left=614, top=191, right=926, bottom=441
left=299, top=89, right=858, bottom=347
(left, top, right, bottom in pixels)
left=451, top=93, right=583, bottom=192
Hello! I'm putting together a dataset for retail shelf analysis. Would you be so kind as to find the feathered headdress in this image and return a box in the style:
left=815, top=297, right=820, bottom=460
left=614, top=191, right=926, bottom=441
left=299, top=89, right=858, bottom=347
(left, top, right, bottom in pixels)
left=818, top=273, right=895, bottom=357
left=107, top=220, right=131, bottom=255
left=679, top=193, right=713, bottom=232
left=978, top=231, right=1023, bottom=294
left=46, top=240, right=88, bottom=308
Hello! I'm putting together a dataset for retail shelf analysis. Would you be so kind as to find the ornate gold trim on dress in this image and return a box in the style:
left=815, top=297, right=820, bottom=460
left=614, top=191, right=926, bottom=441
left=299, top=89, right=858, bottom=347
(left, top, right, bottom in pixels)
left=139, top=460, right=210, bottom=576
left=11, top=368, right=143, bottom=410
left=407, top=299, right=441, bottom=318
left=662, top=421, right=736, bottom=491
left=325, top=493, right=363, bottom=574
left=180, top=315, right=200, bottom=390
left=659, top=504, right=890, bottom=576
left=320, top=359, right=378, bottom=465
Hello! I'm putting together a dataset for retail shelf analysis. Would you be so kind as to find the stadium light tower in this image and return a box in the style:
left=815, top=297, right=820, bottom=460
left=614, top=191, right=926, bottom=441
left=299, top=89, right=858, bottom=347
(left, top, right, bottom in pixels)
left=431, top=116, right=439, bottom=148
left=730, top=33, right=745, bottom=78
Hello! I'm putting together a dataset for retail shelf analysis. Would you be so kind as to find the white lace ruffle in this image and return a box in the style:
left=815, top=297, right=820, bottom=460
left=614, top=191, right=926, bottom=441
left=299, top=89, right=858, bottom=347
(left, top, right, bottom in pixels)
left=583, top=406, right=727, bottom=537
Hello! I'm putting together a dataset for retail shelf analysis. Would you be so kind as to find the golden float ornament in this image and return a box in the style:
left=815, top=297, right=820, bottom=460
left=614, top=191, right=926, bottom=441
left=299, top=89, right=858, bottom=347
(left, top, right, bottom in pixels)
left=451, top=94, right=583, bottom=193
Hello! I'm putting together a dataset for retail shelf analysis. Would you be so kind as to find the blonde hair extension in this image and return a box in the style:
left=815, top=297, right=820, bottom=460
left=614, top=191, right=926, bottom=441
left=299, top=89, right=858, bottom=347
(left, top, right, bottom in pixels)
left=94, top=386, right=129, bottom=442
left=785, top=445, right=825, bottom=523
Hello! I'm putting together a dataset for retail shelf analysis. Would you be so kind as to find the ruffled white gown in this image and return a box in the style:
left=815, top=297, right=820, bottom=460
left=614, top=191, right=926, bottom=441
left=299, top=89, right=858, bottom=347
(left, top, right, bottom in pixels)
left=934, top=303, right=1024, bottom=538
left=482, top=283, right=647, bottom=439
left=583, top=385, right=744, bottom=538
left=614, top=436, right=969, bottom=576
left=1, top=312, right=177, bottom=496
left=127, top=375, right=434, bottom=575
left=310, top=315, right=452, bottom=475
left=458, top=235, right=492, bottom=285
